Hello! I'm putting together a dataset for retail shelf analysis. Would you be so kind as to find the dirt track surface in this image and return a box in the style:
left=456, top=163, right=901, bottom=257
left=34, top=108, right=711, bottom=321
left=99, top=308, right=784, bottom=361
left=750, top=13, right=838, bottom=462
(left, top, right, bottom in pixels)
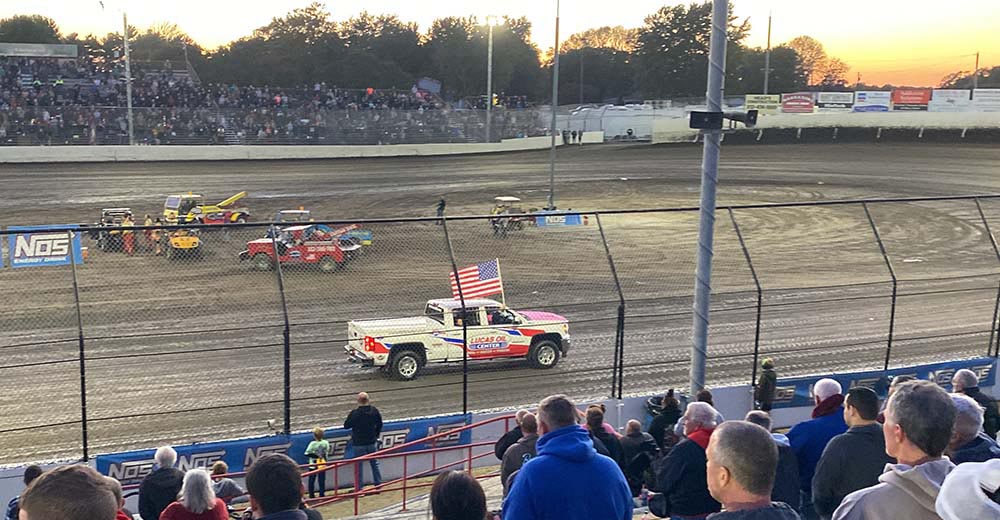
left=2, top=142, right=1000, bottom=464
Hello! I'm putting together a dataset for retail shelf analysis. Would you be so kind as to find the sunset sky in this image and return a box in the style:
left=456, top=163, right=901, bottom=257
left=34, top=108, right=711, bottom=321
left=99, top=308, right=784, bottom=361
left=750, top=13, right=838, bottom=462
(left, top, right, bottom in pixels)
left=2, top=0, right=997, bottom=87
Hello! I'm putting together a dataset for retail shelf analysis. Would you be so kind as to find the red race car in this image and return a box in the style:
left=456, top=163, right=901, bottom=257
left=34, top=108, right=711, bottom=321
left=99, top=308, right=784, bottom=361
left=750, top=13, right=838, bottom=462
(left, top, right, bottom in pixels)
left=239, top=224, right=360, bottom=272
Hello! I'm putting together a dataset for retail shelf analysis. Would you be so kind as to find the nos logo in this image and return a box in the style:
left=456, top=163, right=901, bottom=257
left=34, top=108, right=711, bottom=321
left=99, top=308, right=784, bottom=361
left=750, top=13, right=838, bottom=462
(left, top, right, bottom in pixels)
left=14, top=233, right=71, bottom=258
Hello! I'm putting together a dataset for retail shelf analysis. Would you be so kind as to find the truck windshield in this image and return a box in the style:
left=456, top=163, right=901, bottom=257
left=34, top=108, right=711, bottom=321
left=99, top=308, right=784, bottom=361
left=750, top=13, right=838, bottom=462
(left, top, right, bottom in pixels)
left=425, top=304, right=444, bottom=324
left=165, top=196, right=180, bottom=209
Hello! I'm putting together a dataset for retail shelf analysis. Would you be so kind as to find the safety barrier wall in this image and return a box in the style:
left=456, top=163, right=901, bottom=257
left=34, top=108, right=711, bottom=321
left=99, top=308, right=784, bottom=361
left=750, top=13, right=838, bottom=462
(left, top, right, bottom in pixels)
left=3, top=195, right=1000, bottom=469
left=0, top=136, right=562, bottom=164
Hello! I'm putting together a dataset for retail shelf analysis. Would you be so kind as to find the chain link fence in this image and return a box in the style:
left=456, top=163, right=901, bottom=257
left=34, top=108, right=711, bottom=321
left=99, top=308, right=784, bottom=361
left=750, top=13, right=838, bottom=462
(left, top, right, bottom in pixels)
left=1, top=196, right=999, bottom=463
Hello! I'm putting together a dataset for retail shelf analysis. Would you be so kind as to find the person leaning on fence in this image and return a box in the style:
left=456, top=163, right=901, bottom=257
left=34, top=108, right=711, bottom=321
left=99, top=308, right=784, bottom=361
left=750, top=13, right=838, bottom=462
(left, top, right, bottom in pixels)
left=304, top=427, right=330, bottom=498
left=946, top=393, right=1000, bottom=465
left=756, top=359, right=778, bottom=412
left=952, top=368, right=1000, bottom=439
left=344, top=392, right=383, bottom=488
left=159, top=469, right=228, bottom=520
left=138, top=446, right=185, bottom=520
left=705, top=421, right=801, bottom=519
left=5, top=465, right=42, bottom=520
left=18, top=465, right=118, bottom=520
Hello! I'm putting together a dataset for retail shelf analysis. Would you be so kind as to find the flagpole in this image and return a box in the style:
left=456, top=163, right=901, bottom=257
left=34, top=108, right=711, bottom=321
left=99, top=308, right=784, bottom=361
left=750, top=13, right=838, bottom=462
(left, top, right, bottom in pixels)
left=495, top=257, right=506, bottom=306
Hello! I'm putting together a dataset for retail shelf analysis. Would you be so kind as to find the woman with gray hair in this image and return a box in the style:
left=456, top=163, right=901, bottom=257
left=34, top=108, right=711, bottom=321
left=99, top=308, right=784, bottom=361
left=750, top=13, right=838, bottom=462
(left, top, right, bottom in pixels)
left=160, top=469, right=228, bottom=520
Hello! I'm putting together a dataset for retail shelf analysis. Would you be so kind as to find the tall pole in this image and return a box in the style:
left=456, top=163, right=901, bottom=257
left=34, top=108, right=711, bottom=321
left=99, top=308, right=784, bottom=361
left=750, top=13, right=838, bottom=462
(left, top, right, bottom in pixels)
left=579, top=52, right=584, bottom=104
left=762, top=12, right=771, bottom=95
left=123, top=12, right=134, bottom=146
left=486, top=21, right=494, bottom=143
left=547, top=0, right=560, bottom=210
left=689, top=0, right=729, bottom=393
left=973, top=51, right=980, bottom=90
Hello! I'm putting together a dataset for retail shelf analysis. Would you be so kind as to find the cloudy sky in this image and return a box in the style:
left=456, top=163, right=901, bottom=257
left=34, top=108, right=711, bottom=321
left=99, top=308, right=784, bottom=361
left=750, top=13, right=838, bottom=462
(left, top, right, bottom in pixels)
left=3, top=0, right=998, bottom=86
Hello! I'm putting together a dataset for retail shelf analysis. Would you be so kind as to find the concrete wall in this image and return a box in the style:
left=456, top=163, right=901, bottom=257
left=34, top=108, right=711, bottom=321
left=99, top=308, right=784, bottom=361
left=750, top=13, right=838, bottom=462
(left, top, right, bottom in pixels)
left=0, top=136, right=563, bottom=164
left=653, top=111, right=1000, bottom=143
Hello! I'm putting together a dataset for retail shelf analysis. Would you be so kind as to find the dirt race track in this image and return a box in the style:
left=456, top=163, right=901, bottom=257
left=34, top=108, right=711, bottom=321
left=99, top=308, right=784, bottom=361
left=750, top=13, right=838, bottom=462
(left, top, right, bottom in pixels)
left=2, top=142, right=1000, bottom=464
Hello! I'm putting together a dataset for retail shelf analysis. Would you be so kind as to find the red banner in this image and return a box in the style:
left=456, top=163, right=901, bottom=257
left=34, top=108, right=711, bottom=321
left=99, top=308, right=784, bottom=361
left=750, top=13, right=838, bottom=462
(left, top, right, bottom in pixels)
left=891, top=89, right=932, bottom=111
left=781, top=92, right=816, bottom=113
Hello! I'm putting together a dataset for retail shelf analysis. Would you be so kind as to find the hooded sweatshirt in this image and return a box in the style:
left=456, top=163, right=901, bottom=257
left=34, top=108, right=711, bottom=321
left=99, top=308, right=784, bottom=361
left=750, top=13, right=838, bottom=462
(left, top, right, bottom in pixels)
left=935, top=459, right=1000, bottom=520
left=502, top=425, right=633, bottom=520
left=831, top=458, right=954, bottom=520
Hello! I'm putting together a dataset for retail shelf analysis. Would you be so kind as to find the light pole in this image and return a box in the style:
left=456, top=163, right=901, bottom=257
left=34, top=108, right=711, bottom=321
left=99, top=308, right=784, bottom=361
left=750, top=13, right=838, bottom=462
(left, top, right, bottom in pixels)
left=485, top=16, right=498, bottom=143
left=123, top=12, right=134, bottom=145
left=762, top=12, right=772, bottom=94
left=547, top=0, right=560, bottom=210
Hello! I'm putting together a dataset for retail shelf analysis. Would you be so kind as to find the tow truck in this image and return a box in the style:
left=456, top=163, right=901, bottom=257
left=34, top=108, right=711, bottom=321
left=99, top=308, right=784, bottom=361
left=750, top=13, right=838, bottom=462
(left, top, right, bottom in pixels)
left=164, top=192, right=250, bottom=225
left=240, top=223, right=361, bottom=272
left=344, top=298, right=571, bottom=380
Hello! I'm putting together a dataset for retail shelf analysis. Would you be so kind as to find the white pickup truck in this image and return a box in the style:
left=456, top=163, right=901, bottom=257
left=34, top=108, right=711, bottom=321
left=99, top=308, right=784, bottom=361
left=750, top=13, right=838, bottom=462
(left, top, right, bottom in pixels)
left=344, top=298, right=571, bottom=380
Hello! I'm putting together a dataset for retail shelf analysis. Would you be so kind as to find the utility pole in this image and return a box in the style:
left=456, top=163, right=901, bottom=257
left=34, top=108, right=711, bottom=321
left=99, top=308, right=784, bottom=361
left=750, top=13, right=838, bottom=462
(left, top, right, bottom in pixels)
left=579, top=52, right=584, bottom=104
left=123, top=12, right=134, bottom=146
left=856, top=72, right=862, bottom=89
left=689, top=0, right=729, bottom=393
left=485, top=18, right=495, bottom=143
left=547, top=0, right=560, bottom=210
left=973, top=51, right=980, bottom=90
left=762, top=12, right=772, bottom=94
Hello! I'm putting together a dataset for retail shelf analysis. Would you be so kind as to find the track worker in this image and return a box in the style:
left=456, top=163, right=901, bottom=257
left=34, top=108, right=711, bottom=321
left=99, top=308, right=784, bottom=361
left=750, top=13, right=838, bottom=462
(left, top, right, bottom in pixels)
left=143, top=214, right=154, bottom=251
left=122, top=213, right=136, bottom=256
left=150, top=218, right=164, bottom=256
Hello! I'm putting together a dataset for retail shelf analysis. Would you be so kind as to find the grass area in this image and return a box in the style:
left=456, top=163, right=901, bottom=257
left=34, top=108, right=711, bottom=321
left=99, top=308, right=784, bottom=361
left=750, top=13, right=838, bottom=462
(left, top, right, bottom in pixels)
left=311, top=466, right=501, bottom=519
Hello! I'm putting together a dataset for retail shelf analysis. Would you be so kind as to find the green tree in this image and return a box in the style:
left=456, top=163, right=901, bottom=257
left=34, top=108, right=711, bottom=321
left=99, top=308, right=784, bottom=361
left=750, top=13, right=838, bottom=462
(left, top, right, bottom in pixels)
left=0, top=14, right=61, bottom=44
left=940, top=66, right=1000, bottom=89
left=562, top=26, right=638, bottom=53
left=558, top=48, right=635, bottom=104
left=726, top=45, right=806, bottom=94
left=786, top=35, right=849, bottom=87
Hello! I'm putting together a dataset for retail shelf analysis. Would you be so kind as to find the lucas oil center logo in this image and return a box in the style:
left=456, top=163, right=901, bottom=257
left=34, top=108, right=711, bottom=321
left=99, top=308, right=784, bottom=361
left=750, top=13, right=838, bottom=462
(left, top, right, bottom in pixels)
left=469, top=336, right=509, bottom=351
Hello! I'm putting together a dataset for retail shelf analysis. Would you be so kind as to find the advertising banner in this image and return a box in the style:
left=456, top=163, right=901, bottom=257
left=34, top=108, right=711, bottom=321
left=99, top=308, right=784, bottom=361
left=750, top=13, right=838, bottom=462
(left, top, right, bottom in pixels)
left=0, top=43, right=78, bottom=58
left=891, top=88, right=932, bottom=111
left=96, top=414, right=472, bottom=485
left=853, top=91, right=891, bottom=112
left=5, top=225, right=83, bottom=268
left=929, top=89, right=972, bottom=112
left=781, top=92, right=816, bottom=113
left=816, top=92, right=855, bottom=112
left=745, top=94, right=781, bottom=115
left=973, top=89, right=1000, bottom=112
left=770, top=358, right=995, bottom=409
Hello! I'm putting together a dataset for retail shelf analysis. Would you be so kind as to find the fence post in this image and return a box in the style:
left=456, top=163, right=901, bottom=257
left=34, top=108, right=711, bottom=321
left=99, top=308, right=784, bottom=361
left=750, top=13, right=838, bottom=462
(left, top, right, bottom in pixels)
left=727, top=209, right=763, bottom=391
left=862, top=203, right=897, bottom=371
left=441, top=216, right=469, bottom=414
left=594, top=214, right=627, bottom=399
left=68, top=229, right=89, bottom=461
left=269, top=226, right=292, bottom=435
left=973, top=198, right=1000, bottom=357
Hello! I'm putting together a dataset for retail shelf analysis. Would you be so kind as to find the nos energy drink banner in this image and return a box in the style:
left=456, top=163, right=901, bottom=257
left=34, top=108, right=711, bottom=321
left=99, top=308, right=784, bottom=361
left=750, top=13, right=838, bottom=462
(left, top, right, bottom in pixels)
left=96, top=413, right=471, bottom=485
left=5, top=225, right=83, bottom=268
left=770, top=358, right=995, bottom=409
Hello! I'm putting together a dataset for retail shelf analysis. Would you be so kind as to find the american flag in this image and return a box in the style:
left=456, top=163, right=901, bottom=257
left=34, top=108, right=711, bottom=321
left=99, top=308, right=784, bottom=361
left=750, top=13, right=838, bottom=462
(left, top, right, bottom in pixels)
left=450, top=259, right=504, bottom=300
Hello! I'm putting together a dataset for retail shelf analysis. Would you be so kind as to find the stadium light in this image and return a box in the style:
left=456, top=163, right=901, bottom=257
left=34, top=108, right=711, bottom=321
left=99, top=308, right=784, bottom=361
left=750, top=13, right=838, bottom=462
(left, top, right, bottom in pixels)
left=547, top=0, right=561, bottom=211
left=485, top=16, right=499, bottom=143
left=99, top=1, right=133, bottom=145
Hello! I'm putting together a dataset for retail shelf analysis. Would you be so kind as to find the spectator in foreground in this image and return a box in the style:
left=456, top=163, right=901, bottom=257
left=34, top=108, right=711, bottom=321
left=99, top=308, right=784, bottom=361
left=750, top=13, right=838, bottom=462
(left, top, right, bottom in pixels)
left=653, top=401, right=722, bottom=519
left=952, top=368, right=999, bottom=439
left=648, top=389, right=682, bottom=450
left=160, top=469, right=228, bottom=520
left=674, top=389, right=726, bottom=437
left=104, top=477, right=132, bottom=520
left=138, top=446, right=185, bottom=520
left=745, top=411, right=800, bottom=510
left=756, top=358, right=778, bottom=412
left=947, top=393, right=1000, bottom=464
left=5, top=464, right=42, bottom=520
left=210, top=461, right=246, bottom=504
left=245, top=453, right=307, bottom=520
left=935, top=459, right=1000, bottom=520
left=811, top=387, right=893, bottom=519
left=304, top=427, right=330, bottom=498
left=787, top=378, right=848, bottom=519
left=877, top=375, right=914, bottom=424
left=430, top=471, right=488, bottom=520
left=705, top=421, right=801, bottom=519
left=495, top=409, right=529, bottom=460
left=503, top=394, right=632, bottom=520
left=344, top=392, right=383, bottom=488
left=619, top=419, right=659, bottom=496
left=501, top=413, right=539, bottom=496
left=587, top=406, right=624, bottom=467
left=832, top=380, right=957, bottom=520
left=18, top=465, right=117, bottom=520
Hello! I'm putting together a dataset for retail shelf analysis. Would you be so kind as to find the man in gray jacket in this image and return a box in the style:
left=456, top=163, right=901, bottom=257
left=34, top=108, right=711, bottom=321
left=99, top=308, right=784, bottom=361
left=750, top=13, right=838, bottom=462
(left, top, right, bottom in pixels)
left=832, top=380, right=957, bottom=520
left=501, top=413, right=539, bottom=496
left=812, top=387, right=894, bottom=519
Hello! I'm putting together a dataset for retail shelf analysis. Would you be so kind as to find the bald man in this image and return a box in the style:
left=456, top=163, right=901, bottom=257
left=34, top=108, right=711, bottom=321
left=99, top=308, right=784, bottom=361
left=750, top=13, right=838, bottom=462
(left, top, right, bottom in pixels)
left=344, top=392, right=383, bottom=488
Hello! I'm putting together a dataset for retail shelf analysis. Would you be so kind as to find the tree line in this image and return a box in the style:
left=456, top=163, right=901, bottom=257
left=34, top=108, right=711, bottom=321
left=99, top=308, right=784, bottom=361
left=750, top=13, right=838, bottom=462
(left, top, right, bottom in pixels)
left=0, top=3, right=901, bottom=103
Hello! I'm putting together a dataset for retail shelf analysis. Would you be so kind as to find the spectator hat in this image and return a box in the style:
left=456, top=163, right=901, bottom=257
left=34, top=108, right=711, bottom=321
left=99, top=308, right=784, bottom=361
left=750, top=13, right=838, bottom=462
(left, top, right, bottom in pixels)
left=935, top=459, right=1000, bottom=520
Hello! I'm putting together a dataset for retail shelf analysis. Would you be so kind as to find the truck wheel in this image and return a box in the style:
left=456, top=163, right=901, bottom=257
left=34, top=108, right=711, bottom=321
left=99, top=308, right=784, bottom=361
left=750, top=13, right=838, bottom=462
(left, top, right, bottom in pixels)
left=318, top=256, right=337, bottom=273
left=528, top=339, right=560, bottom=369
left=389, top=351, right=421, bottom=380
left=253, top=253, right=273, bottom=271
left=236, top=215, right=247, bottom=224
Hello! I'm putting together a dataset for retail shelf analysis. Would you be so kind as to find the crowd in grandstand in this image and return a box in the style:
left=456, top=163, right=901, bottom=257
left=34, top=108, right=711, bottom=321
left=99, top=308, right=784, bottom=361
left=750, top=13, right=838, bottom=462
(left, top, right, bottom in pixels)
left=8, top=364, right=1000, bottom=520
left=0, top=57, right=548, bottom=145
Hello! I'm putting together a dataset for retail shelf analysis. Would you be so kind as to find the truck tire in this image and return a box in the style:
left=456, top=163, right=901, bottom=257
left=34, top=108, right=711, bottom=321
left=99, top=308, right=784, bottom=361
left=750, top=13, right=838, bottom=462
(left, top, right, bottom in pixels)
left=528, top=339, right=560, bottom=369
left=253, top=253, right=273, bottom=271
left=388, top=350, right=422, bottom=381
left=318, top=256, right=337, bottom=273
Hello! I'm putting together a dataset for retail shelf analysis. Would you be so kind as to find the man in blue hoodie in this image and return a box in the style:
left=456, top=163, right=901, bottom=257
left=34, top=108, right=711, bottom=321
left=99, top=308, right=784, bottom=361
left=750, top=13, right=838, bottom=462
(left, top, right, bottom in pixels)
left=787, top=379, right=848, bottom=520
left=503, top=394, right=633, bottom=520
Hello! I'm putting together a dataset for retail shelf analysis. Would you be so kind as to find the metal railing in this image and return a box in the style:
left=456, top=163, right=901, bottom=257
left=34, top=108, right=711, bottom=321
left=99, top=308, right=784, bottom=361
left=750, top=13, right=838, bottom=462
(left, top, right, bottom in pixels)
left=1, top=195, right=999, bottom=464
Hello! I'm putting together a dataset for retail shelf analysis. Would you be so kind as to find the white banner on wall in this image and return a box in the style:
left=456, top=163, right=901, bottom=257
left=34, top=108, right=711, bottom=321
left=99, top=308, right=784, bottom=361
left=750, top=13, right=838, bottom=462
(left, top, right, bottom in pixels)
left=853, top=91, right=891, bottom=112
left=817, top=92, right=855, bottom=112
left=929, top=89, right=972, bottom=112
left=974, top=89, right=1000, bottom=112
left=745, top=94, right=781, bottom=115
